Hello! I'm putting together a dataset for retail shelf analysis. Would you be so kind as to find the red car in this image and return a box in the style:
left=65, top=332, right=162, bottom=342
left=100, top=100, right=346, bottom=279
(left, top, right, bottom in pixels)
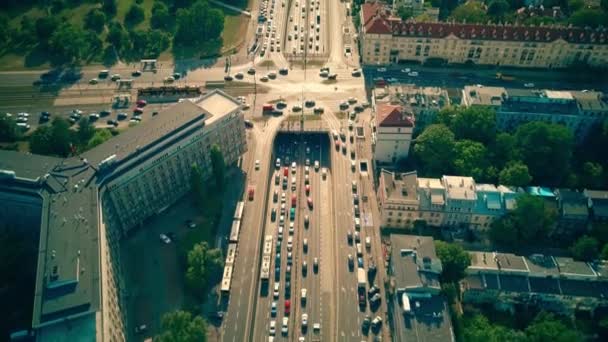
left=307, top=197, right=313, bottom=209
left=136, top=99, right=147, bottom=107
left=335, top=140, right=340, bottom=150
left=283, top=167, right=289, bottom=177
left=248, top=187, right=255, bottom=200
left=285, top=300, right=291, bottom=315
left=133, top=107, right=143, bottom=114
left=305, top=184, right=310, bottom=194
left=291, top=194, right=297, bottom=207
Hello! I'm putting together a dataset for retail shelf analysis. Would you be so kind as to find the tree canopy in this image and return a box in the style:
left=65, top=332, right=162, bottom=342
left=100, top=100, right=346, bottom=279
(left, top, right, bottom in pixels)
left=48, top=23, right=94, bottom=62
left=435, top=241, right=471, bottom=283
left=413, top=124, right=455, bottom=176
left=499, top=161, right=532, bottom=187
left=186, top=242, right=223, bottom=296
left=85, top=8, right=106, bottom=33
left=514, top=122, right=573, bottom=186
left=570, top=235, right=599, bottom=261
left=210, top=144, right=226, bottom=189
left=438, top=106, right=497, bottom=144
left=155, top=310, right=207, bottom=342
left=174, top=0, right=224, bottom=46
left=0, top=113, right=20, bottom=142
left=453, top=140, right=492, bottom=181
left=449, top=1, right=489, bottom=24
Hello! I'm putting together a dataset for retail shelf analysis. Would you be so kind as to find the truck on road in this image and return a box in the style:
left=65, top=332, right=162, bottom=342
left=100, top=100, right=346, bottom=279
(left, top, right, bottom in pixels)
left=357, top=268, right=366, bottom=288
left=496, top=72, right=516, bottom=81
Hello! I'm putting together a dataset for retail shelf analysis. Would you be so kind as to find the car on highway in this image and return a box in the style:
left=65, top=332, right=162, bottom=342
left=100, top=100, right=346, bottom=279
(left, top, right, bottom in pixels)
left=377, top=67, right=387, bottom=72
left=164, top=76, right=175, bottom=83
left=260, top=76, right=269, bottom=82
left=362, top=315, right=371, bottom=333
left=348, top=254, right=354, bottom=269
left=235, top=72, right=244, bottom=79
left=351, top=69, right=362, bottom=77
left=307, top=197, right=313, bottom=209
left=282, top=317, right=289, bottom=335
left=408, top=71, right=419, bottom=77
left=159, top=233, right=171, bottom=244
left=273, top=282, right=280, bottom=298
left=248, top=186, right=255, bottom=200
left=89, top=78, right=98, bottom=84
left=301, top=288, right=307, bottom=304
left=271, top=301, right=277, bottom=317
left=287, top=236, right=293, bottom=251
left=301, top=313, right=308, bottom=328
left=314, top=160, right=320, bottom=171
left=339, top=102, right=349, bottom=110
left=269, top=320, right=276, bottom=335
left=292, top=104, right=302, bottom=112
left=372, top=316, right=383, bottom=331
left=347, top=230, right=353, bottom=243
left=98, top=70, right=109, bottom=78
left=255, top=159, right=260, bottom=170
left=365, top=236, right=371, bottom=249
left=131, top=70, right=142, bottom=77
left=279, top=68, right=289, bottom=75
left=271, top=208, right=277, bottom=221
left=351, top=160, right=356, bottom=172
left=358, top=257, right=364, bottom=268
left=224, top=75, right=233, bottom=81
left=313, top=257, right=319, bottom=272
left=302, top=261, right=308, bottom=275
left=285, top=300, right=291, bottom=315
left=247, top=67, right=256, bottom=75
left=303, top=238, right=308, bottom=252
left=322, top=168, right=327, bottom=179
left=111, top=74, right=121, bottom=81
left=305, top=99, right=315, bottom=107
left=524, top=82, right=535, bottom=88
left=281, top=192, right=286, bottom=203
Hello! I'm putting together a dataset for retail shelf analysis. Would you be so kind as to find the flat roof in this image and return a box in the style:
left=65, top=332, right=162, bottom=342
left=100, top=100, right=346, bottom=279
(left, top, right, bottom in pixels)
left=33, top=159, right=100, bottom=327
left=463, top=85, right=506, bottom=106
left=442, top=175, right=476, bottom=201
left=392, top=295, right=453, bottom=342
left=0, top=150, right=61, bottom=182
left=193, top=89, right=242, bottom=125
left=83, top=99, right=206, bottom=165
left=553, top=257, right=596, bottom=277
left=545, top=90, right=574, bottom=100
left=390, top=234, right=441, bottom=291
left=381, top=170, right=419, bottom=205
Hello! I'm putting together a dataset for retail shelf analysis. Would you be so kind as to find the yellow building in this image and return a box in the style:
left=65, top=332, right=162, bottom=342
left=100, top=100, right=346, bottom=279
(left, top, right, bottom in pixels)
left=360, top=1, right=608, bottom=68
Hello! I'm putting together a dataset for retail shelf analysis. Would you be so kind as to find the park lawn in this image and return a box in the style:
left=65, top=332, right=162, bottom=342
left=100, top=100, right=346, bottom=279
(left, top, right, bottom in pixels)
left=221, top=13, right=249, bottom=53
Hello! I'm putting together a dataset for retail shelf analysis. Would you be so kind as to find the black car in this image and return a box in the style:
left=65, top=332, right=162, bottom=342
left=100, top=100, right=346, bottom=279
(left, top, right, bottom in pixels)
left=279, top=68, right=289, bottom=75
left=362, top=316, right=371, bottom=333
left=224, top=75, right=233, bottom=81
left=132, top=70, right=142, bottom=77
left=354, top=205, right=360, bottom=217
left=368, top=285, right=380, bottom=297
left=100, top=110, right=111, bottom=117
left=305, top=100, right=315, bottom=107
left=353, top=194, right=359, bottom=205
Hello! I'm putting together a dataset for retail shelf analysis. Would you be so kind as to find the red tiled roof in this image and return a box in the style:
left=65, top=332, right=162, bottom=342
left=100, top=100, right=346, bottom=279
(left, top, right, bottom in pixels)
left=361, top=2, right=608, bottom=44
left=377, top=104, right=414, bottom=128
left=391, top=22, right=608, bottom=44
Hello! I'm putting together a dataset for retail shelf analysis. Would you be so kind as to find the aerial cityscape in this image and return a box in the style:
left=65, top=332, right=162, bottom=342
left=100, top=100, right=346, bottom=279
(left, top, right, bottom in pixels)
left=1, top=0, right=608, bottom=341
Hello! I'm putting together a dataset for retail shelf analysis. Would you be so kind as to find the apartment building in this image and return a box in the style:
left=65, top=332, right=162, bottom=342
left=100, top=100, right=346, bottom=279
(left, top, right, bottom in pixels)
left=360, top=1, right=608, bottom=68
left=462, top=251, right=608, bottom=315
left=461, top=86, right=608, bottom=142
left=373, top=104, right=415, bottom=164
left=374, top=84, right=450, bottom=134
left=0, top=89, right=246, bottom=341
left=584, top=190, right=608, bottom=221
left=389, top=234, right=453, bottom=342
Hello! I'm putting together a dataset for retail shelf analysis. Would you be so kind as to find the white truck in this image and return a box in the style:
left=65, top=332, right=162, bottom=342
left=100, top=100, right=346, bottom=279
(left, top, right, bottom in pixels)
left=357, top=268, right=366, bottom=289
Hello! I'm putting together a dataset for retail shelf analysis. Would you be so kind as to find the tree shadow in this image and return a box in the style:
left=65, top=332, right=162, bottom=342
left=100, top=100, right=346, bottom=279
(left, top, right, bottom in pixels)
left=172, top=38, right=222, bottom=77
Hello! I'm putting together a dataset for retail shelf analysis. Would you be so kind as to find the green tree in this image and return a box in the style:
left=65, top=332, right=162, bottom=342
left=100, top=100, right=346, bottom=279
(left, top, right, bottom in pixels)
left=125, top=4, right=145, bottom=27
left=85, top=8, right=106, bottom=33
left=525, top=312, right=582, bottom=342
left=487, top=0, right=510, bottom=21
left=568, top=0, right=584, bottom=11
left=435, top=241, right=471, bottom=283
left=49, top=117, right=73, bottom=157
left=601, top=244, right=608, bottom=260
left=570, top=235, right=599, bottom=261
left=463, top=314, right=526, bottom=342
left=450, top=106, right=496, bottom=144
left=77, top=118, right=95, bottom=145
left=591, top=222, right=608, bottom=245
left=450, top=1, right=489, bottom=23
left=210, top=144, right=226, bottom=189
left=0, top=112, right=20, bottom=142
left=107, top=21, right=129, bottom=52
left=514, top=122, right=574, bottom=186
left=48, top=23, right=91, bottom=62
left=102, top=0, right=117, bottom=15
left=513, top=194, right=556, bottom=241
left=453, top=140, right=490, bottom=180
left=0, top=14, right=9, bottom=48
left=151, top=1, right=172, bottom=30
left=35, top=16, right=60, bottom=42
left=18, top=15, right=37, bottom=46
left=489, top=216, right=519, bottom=246
left=581, top=162, right=604, bottom=188
left=29, top=125, right=53, bottom=155
left=413, top=124, right=455, bottom=176
left=569, top=9, right=608, bottom=28
left=397, top=5, right=414, bottom=20
left=489, top=132, right=517, bottom=169
left=499, top=161, right=532, bottom=187
left=190, top=163, right=204, bottom=205
left=86, top=129, right=113, bottom=150
left=155, top=310, right=207, bottom=342
left=186, top=242, right=223, bottom=295
left=174, top=0, right=224, bottom=46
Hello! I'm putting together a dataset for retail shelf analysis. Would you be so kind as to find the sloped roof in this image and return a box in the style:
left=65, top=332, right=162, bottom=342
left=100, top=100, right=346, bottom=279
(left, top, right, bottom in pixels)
left=361, top=2, right=608, bottom=44
left=376, top=104, right=414, bottom=127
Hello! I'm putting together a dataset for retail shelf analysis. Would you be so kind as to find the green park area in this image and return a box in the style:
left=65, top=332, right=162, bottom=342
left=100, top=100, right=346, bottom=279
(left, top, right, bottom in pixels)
left=0, top=0, right=251, bottom=70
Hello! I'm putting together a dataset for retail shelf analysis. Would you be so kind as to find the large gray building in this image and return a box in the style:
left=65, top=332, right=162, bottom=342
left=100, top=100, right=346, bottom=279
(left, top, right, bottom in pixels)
left=0, top=90, right=247, bottom=341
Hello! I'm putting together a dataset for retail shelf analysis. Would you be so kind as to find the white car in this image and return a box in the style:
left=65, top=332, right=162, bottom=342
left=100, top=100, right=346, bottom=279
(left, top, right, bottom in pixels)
left=303, top=238, right=308, bottom=251
left=281, top=192, right=286, bottom=203
left=305, top=166, right=310, bottom=174
left=255, top=159, right=260, bottom=170
left=291, top=161, right=297, bottom=173
left=159, top=234, right=171, bottom=244
left=301, top=313, right=308, bottom=327
left=401, top=68, right=411, bottom=73
left=287, top=236, right=293, bottom=251
left=377, top=67, right=387, bottom=72
left=269, top=320, right=276, bottom=335
left=524, top=83, right=535, bottom=88
left=408, top=71, right=419, bottom=77
left=314, top=160, right=320, bottom=171
left=289, top=222, right=295, bottom=235
left=273, top=283, right=280, bottom=298
left=282, top=317, right=289, bottom=334
left=275, top=158, right=281, bottom=168
left=301, top=288, right=307, bottom=302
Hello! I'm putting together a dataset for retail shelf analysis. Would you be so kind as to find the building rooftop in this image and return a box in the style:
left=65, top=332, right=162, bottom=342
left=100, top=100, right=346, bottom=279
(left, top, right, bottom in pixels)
left=390, top=234, right=442, bottom=292
left=524, top=254, right=561, bottom=277
left=193, top=89, right=242, bottom=124
left=554, top=257, right=597, bottom=278
left=361, top=4, right=608, bottom=45
left=32, top=158, right=100, bottom=328
left=506, top=88, right=538, bottom=98
left=544, top=90, right=575, bottom=100
left=380, top=169, right=419, bottom=205
left=418, top=177, right=446, bottom=206
left=0, top=150, right=62, bottom=182
left=585, top=189, right=608, bottom=218
left=501, top=98, right=579, bottom=115
left=442, top=176, right=477, bottom=201
left=474, top=184, right=504, bottom=214
left=556, top=189, right=589, bottom=218
left=571, top=91, right=608, bottom=112
left=468, top=251, right=530, bottom=274
left=376, top=104, right=414, bottom=128
left=526, top=186, right=556, bottom=198
left=463, top=85, right=506, bottom=106
left=82, top=99, right=206, bottom=165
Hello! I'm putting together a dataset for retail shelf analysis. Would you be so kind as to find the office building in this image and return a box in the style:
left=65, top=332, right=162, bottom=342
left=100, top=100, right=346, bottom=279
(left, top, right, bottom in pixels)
left=0, top=89, right=247, bottom=341
left=372, top=103, right=415, bottom=164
